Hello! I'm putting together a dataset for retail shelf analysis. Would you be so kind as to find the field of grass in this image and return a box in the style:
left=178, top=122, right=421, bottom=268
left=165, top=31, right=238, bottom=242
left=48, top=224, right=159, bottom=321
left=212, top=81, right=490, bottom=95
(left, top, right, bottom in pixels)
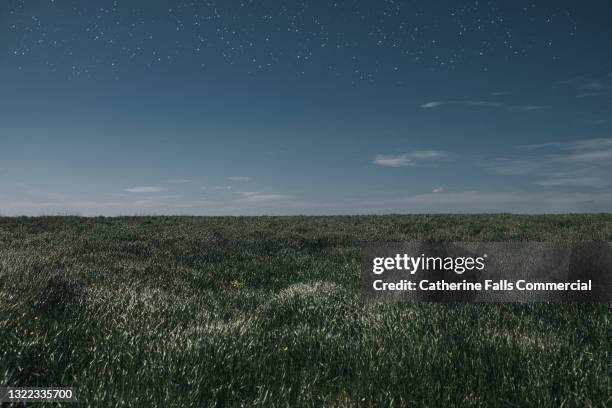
left=0, top=214, right=611, bottom=407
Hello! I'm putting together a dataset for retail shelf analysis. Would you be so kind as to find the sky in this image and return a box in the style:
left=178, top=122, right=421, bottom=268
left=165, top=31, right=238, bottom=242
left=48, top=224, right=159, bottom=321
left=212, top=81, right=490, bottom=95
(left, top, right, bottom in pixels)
left=1, top=0, right=611, bottom=215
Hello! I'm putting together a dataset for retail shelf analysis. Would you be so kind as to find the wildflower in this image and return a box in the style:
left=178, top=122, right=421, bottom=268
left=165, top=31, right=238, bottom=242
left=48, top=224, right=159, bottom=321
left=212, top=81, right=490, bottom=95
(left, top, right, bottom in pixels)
left=29, top=331, right=34, bottom=336
left=229, top=279, right=241, bottom=288
left=282, top=345, right=289, bottom=352
left=33, top=316, right=39, bottom=320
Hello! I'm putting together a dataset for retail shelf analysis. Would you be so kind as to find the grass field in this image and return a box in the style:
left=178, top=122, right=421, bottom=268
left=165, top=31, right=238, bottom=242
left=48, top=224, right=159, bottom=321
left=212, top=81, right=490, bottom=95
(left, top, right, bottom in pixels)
left=0, top=214, right=611, bottom=407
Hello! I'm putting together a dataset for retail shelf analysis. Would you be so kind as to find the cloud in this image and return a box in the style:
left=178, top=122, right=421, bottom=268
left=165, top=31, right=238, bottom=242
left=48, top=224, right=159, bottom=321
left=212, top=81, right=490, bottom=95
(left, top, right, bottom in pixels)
left=534, top=178, right=606, bottom=187
left=214, top=186, right=233, bottom=190
left=432, top=187, right=444, bottom=193
left=510, top=105, right=547, bottom=112
left=421, top=100, right=546, bottom=112
left=568, top=138, right=612, bottom=150
left=373, top=155, right=413, bottom=167
left=421, top=100, right=502, bottom=108
left=355, top=190, right=612, bottom=214
left=518, top=138, right=612, bottom=160
left=235, top=191, right=260, bottom=197
left=410, top=150, right=446, bottom=159
left=234, top=191, right=289, bottom=202
left=562, top=74, right=612, bottom=98
left=421, top=101, right=442, bottom=108
left=490, top=159, right=542, bottom=176
left=2, top=185, right=611, bottom=216
left=492, top=138, right=612, bottom=189
left=125, top=186, right=163, bottom=193
left=228, top=176, right=252, bottom=181
left=373, top=150, right=448, bottom=167
left=168, top=179, right=191, bottom=184
left=584, top=80, right=605, bottom=90
left=567, top=149, right=612, bottom=162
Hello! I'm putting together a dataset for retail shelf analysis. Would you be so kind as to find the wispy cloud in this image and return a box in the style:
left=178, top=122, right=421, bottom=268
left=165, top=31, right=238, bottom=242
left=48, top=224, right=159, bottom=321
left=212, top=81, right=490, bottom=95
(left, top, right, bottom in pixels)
left=561, top=74, right=612, bottom=98
left=509, top=105, right=547, bottom=112
left=356, top=190, right=612, bottom=213
left=534, top=178, right=606, bottom=187
left=421, top=100, right=502, bottom=108
left=2, top=183, right=610, bottom=215
left=228, top=176, right=252, bottom=181
left=373, top=150, right=448, bottom=167
left=235, top=191, right=260, bottom=197
left=492, top=138, right=612, bottom=189
left=214, top=185, right=233, bottom=190
left=421, top=100, right=547, bottom=112
left=125, top=186, right=163, bottom=193
left=518, top=138, right=612, bottom=160
left=234, top=191, right=288, bottom=202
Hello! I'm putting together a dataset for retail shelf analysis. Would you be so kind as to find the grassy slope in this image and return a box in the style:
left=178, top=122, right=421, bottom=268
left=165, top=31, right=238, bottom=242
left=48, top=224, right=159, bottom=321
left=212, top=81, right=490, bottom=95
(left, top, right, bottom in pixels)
left=0, top=214, right=611, bottom=407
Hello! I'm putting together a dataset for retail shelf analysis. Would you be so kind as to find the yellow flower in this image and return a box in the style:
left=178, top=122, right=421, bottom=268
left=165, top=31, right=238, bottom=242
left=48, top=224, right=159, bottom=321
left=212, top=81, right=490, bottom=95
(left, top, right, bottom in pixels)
left=229, top=279, right=241, bottom=288
left=282, top=345, right=289, bottom=352
left=29, top=331, right=34, bottom=336
left=33, top=316, right=39, bottom=320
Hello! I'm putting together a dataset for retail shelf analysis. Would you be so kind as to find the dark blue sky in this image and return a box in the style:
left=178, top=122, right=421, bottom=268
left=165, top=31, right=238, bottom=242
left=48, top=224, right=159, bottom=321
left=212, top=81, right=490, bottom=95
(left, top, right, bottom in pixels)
left=1, top=0, right=611, bottom=215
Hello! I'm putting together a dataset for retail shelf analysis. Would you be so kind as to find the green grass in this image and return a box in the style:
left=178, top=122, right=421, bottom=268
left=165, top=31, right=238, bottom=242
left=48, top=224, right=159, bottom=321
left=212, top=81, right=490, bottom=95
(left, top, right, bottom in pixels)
left=0, top=214, right=611, bottom=407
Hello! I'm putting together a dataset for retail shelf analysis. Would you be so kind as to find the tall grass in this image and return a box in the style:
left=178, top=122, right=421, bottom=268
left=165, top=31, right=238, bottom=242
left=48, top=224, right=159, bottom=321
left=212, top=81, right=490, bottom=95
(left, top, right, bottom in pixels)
left=0, top=215, right=610, bottom=406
